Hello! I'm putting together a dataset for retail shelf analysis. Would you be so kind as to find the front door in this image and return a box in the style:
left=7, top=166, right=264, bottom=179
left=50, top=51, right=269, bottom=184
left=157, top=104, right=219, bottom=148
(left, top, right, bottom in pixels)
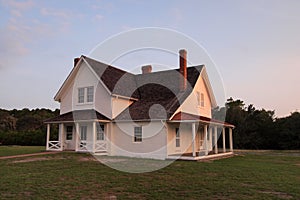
left=65, top=125, right=75, bottom=150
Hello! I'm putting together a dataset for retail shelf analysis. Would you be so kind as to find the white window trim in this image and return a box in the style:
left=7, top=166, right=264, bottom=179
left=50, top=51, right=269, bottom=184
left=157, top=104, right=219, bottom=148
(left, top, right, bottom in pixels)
left=77, top=86, right=94, bottom=104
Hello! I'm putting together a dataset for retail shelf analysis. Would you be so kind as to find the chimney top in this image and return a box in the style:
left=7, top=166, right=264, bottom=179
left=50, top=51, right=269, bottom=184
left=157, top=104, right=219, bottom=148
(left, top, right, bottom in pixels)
left=179, top=49, right=187, bottom=55
left=74, top=57, right=80, bottom=67
left=141, top=65, right=152, bottom=74
left=179, top=49, right=187, bottom=91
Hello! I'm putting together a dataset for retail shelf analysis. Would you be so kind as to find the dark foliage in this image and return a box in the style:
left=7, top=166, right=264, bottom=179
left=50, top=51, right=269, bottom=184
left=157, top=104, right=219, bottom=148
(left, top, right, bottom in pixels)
left=213, top=98, right=300, bottom=150
left=0, top=108, right=59, bottom=146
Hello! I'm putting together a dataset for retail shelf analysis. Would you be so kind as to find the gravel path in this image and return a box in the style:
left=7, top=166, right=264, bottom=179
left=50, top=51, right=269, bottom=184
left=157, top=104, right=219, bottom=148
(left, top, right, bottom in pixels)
left=0, top=151, right=60, bottom=160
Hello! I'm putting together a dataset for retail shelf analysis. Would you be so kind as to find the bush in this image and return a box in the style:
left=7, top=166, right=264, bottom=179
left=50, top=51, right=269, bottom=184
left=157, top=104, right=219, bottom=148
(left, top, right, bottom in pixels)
left=0, top=130, right=46, bottom=146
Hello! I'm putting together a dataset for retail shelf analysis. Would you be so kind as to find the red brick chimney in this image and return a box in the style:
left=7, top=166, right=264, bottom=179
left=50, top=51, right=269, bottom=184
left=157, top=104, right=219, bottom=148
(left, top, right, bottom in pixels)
left=141, top=65, right=152, bottom=74
left=179, top=49, right=187, bottom=91
left=74, top=57, right=80, bottom=67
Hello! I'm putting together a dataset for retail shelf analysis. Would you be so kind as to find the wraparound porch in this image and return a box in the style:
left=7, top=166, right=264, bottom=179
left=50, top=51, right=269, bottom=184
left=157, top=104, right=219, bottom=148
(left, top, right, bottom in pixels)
left=167, top=112, right=234, bottom=160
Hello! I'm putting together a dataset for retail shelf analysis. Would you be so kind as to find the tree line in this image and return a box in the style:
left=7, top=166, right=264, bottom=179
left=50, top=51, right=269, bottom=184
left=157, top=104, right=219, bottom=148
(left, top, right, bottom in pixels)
left=0, top=108, right=59, bottom=146
left=213, top=98, right=300, bottom=150
left=0, top=98, right=299, bottom=149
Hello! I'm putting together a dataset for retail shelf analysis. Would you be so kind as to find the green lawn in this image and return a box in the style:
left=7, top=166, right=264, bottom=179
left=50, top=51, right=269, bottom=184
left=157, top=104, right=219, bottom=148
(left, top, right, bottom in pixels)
left=0, top=146, right=45, bottom=157
left=0, top=150, right=299, bottom=199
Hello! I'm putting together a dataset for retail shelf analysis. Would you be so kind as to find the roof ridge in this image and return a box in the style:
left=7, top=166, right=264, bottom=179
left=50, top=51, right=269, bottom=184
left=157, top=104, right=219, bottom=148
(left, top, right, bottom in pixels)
left=83, top=55, right=135, bottom=76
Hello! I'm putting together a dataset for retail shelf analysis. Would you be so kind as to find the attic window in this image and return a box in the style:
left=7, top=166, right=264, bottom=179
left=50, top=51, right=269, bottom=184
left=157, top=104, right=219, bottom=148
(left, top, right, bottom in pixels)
left=78, top=88, right=85, bottom=103
left=78, top=86, right=94, bottom=103
left=87, top=86, right=94, bottom=102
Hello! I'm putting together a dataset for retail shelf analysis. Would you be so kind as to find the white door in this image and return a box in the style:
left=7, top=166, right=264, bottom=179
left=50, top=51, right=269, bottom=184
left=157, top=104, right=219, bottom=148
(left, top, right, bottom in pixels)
left=65, top=125, right=75, bottom=150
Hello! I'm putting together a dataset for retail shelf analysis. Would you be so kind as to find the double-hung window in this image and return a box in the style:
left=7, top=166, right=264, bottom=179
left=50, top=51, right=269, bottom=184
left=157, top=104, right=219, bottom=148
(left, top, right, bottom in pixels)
left=87, top=86, right=94, bottom=103
left=78, top=88, right=85, bottom=103
left=66, top=126, right=73, bottom=140
left=78, top=86, right=94, bottom=103
left=134, top=127, right=142, bottom=142
left=200, top=93, right=204, bottom=107
left=196, top=91, right=205, bottom=107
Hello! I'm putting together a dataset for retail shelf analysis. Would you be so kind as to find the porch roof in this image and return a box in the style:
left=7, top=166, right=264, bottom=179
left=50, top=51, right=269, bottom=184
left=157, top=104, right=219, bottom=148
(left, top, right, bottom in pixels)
left=44, top=109, right=110, bottom=123
left=169, top=112, right=235, bottom=128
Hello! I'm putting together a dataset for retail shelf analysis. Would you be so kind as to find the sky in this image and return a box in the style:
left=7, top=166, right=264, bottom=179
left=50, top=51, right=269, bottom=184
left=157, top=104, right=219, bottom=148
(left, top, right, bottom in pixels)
left=0, top=0, right=299, bottom=117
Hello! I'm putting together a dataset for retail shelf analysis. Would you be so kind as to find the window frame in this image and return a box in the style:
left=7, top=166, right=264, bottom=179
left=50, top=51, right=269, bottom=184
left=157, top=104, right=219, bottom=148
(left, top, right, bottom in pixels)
left=200, top=93, right=205, bottom=107
left=78, top=87, right=85, bottom=103
left=87, top=86, right=94, bottom=103
left=196, top=91, right=201, bottom=107
left=66, top=126, right=73, bottom=140
left=134, top=126, right=142, bottom=142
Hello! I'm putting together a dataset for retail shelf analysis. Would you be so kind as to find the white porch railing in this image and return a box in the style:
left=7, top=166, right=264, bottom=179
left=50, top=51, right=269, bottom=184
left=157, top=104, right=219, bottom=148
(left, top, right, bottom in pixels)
left=95, top=141, right=107, bottom=152
left=48, top=141, right=61, bottom=150
left=79, top=140, right=93, bottom=152
left=78, top=140, right=107, bottom=153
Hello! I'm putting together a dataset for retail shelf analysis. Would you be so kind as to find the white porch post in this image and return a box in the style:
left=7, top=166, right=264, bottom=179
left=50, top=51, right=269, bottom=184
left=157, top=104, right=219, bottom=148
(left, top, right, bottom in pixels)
left=229, top=128, right=233, bottom=152
left=46, top=124, right=50, bottom=151
left=93, top=121, right=96, bottom=154
left=209, top=127, right=212, bottom=152
left=192, top=122, right=196, bottom=157
left=60, top=123, right=64, bottom=151
left=214, top=126, right=218, bottom=154
left=204, top=125, right=208, bottom=156
left=75, top=122, right=79, bottom=152
left=222, top=127, right=226, bottom=153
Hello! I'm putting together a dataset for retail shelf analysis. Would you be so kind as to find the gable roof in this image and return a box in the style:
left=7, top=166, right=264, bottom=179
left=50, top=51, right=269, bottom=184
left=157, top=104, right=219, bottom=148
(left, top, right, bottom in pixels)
left=53, top=55, right=217, bottom=121
left=115, top=66, right=204, bottom=120
left=83, top=56, right=140, bottom=99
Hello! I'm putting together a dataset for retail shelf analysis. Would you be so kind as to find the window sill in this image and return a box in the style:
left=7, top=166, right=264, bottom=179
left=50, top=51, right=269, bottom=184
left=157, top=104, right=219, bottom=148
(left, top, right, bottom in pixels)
left=76, top=102, right=94, bottom=106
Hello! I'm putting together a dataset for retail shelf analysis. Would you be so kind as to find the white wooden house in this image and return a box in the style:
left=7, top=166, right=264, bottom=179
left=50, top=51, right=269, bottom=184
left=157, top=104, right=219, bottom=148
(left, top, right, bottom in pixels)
left=44, top=49, right=234, bottom=160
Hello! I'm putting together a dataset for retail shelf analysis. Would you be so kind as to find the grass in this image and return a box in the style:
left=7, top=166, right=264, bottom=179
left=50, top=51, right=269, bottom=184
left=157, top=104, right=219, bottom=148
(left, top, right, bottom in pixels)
left=0, top=149, right=299, bottom=199
left=0, top=146, right=45, bottom=157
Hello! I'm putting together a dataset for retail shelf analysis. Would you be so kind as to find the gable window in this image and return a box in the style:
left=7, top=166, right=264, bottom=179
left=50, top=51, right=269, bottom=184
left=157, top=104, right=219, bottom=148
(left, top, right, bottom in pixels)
left=78, top=88, right=85, bottom=103
left=78, top=86, right=94, bottom=103
left=134, top=127, right=142, bottom=142
left=87, top=86, right=94, bottom=103
left=196, top=91, right=201, bottom=107
left=80, top=126, right=87, bottom=140
left=200, top=93, right=205, bottom=107
left=175, top=128, right=180, bottom=147
left=97, top=124, right=105, bottom=140
left=66, top=126, right=73, bottom=140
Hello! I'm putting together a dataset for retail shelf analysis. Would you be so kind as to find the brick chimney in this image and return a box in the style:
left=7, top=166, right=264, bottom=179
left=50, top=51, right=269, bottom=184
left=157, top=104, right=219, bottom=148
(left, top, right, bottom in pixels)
left=141, top=65, right=152, bottom=74
left=74, top=57, right=80, bottom=67
left=179, top=49, right=187, bottom=91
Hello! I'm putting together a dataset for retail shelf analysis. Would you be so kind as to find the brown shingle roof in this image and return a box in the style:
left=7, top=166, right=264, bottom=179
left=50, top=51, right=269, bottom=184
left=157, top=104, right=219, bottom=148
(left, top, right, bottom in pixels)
left=84, top=56, right=140, bottom=99
left=115, top=66, right=204, bottom=120
left=83, top=56, right=205, bottom=120
left=44, top=109, right=110, bottom=123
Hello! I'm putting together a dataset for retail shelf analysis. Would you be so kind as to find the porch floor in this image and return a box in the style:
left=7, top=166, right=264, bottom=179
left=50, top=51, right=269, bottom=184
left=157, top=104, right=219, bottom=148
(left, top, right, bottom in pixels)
left=167, top=151, right=234, bottom=161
